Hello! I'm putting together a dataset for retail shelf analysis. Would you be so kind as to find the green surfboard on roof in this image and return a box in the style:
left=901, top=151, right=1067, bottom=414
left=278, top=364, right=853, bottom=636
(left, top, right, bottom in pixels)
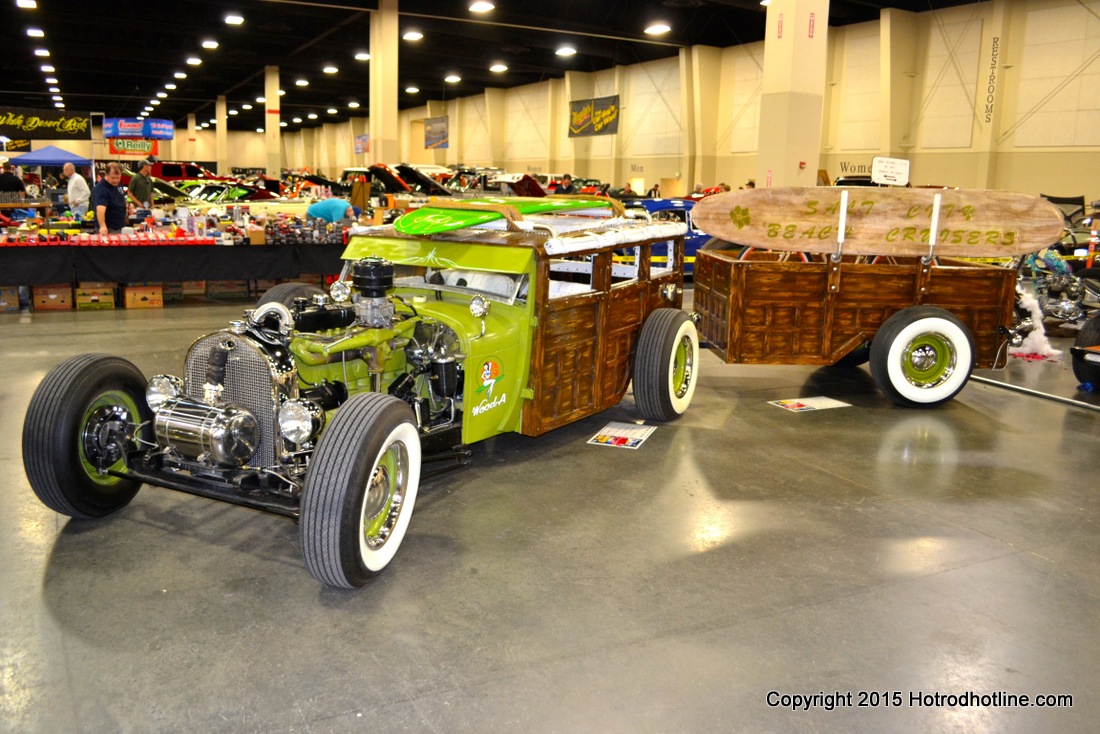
left=394, top=196, right=616, bottom=236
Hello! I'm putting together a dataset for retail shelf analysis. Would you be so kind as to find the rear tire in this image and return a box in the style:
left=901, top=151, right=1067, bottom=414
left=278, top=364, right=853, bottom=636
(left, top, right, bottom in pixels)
left=633, top=309, right=699, bottom=421
left=300, top=393, right=421, bottom=589
left=1071, top=315, right=1100, bottom=387
left=869, top=307, right=974, bottom=407
left=22, top=354, right=152, bottom=518
left=257, top=282, right=325, bottom=308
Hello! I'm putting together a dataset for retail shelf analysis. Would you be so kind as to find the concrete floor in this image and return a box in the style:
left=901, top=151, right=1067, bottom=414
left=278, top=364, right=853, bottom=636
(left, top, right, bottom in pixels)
left=2, top=296, right=1098, bottom=733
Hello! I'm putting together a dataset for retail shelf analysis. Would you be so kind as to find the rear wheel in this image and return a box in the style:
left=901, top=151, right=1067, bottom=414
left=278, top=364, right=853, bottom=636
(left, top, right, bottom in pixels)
left=300, top=393, right=421, bottom=589
left=1071, top=315, right=1100, bottom=387
left=869, top=307, right=974, bottom=407
left=633, top=309, right=699, bottom=421
left=22, top=354, right=152, bottom=518
left=257, top=282, right=325, bottom=308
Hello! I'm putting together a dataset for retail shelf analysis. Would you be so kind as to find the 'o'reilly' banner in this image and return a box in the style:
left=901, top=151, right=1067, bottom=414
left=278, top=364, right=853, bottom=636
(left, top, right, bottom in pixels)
left=108, top=138, right=160, bottom=156
left=0, top=106, right=91, bottom=140
left=568, top=95, right=619, bottom=137
left=103, top=118, right=174, bottom=140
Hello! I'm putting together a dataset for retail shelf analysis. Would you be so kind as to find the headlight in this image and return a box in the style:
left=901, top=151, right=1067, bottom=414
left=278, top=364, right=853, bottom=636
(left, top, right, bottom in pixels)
left=469, top=295, right=491, bottom=319
left=278, top=399, right=323, bottom=445
left=146, top=374, right=184, bottom=412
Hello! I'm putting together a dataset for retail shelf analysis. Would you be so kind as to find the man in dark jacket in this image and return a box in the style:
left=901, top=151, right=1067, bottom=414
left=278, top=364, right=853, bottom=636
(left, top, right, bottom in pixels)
left=555, top=173, right=575, bottom=195
left=0, top=162, right=26, bottom=195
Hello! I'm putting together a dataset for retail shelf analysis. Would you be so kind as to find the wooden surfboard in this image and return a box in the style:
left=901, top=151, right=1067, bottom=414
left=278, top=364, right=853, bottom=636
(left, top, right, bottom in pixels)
left=692, top=187, right=1064, bottom=257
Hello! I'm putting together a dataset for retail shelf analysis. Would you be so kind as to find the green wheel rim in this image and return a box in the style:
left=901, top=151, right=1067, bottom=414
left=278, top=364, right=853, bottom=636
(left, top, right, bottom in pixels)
left=673, top=334, right=694, bottom=399
left=362, top=441, right=409, bottom=549
left=900, top=333, right=956, bottom=388
left=79, top=389, right=141, bottom=486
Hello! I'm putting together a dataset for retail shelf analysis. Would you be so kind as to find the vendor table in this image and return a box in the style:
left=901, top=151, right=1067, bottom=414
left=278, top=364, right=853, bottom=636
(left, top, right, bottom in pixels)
left=0, top=243, right=346, bottom=286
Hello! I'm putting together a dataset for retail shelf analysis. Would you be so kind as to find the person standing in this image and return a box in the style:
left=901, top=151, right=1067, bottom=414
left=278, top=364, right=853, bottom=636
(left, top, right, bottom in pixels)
left=0, top=162, right=26, bottom=195
left=555, top=174, right=575, bottom=195
left=92, top=162, right=128, bottom=235
left=646, top=182, right=660, bottom=198
left=127, top=159, right=154, bottom=208
left=64, top=162, right=90, bottom=219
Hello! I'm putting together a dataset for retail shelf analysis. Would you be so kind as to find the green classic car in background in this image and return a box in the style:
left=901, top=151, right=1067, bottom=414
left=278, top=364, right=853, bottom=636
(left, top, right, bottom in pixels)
left=22, top=196, right=699, bottom=589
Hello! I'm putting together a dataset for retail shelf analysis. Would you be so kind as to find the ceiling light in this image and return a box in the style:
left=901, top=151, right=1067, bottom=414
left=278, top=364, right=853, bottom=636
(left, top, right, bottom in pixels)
left=490, top=63, right=507, bottom=73
left=54, top=102, right=64, bottom=108
left=292, top=117, right=302, bottom=123
left=174, top=71, right=187, bottom=79
left=295, top=79, right=309, bottom=86
left=469, top=1, right=494, bottom=11
left=228, top=109, right=239, bottom=115
left=645, top=22, right=671, bottom=35
left=202, top=39, right=219, bottom=49
left=327, top=108, right=338, bottom=114
left=354, top=52, right=370, bottom=61
left=40, top=64, right=54, bottom=72
left=256, top=128, right=264, bottom=133
left=760, top=0, right=771, bottom=5
left=348, top=101, right=360, bottom=109
left=209, top=118, right=216, bottom=124
left=323, top=65, right=338, bottom=74
left=51, top=95, right=61, bottom=101
left=405, top=86, right=420, bottom=94
left=186, top=57, right=202, bottom=65
left=26, top=28, right=43, bottom=37
left=165, top=83, right=176, bottom=90
left=402, top=31, right=423, bottom=41
left=256, top=96, right=266, bottom=103
left=200, top=122, right=208, bottom=128
left=307, top=113, right=318, bottom=119
left=445, top=74, right=461, bottom=83
left=151, top=99, right=161, bottom=105
left=280, top=121, right=287, bottom=127
left=48, top=86, right=59, bottom=93
left=45, top=76, right=57, bottom=83
left=144, top=107, right=153, bottom=112
left=278, top=89, right=286, bottom=96
left=241, top=103, right=252, bottom=110
left=156, top=92, right=167, bottom=98
left=556, top=46, right=576, bottom=57
left=34, top=48, right=49, bottom=56
left=225, top=14, right=243, bottom=25
left=17, top=0, right=37, bottom=8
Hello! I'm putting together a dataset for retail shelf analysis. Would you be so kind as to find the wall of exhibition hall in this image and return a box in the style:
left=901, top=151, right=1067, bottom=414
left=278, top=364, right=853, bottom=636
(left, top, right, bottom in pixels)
left=94, top=0, right=1100, bottom=199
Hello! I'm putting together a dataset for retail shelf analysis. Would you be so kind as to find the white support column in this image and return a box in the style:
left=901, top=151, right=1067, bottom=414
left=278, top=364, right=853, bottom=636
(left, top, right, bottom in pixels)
left=264, top=66, right=281, bottom=177
left=186, top=114, right=197, bottom=161
left=369, top=0, right=400, bottom=163
left=757, top=0, right=829, bottom=188
left=215, top=95, right=228, bottom=174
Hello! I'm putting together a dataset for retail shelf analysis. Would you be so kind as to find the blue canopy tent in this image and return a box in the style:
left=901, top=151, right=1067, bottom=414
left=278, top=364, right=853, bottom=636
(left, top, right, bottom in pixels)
left=6, top=145, right=91, bottom=168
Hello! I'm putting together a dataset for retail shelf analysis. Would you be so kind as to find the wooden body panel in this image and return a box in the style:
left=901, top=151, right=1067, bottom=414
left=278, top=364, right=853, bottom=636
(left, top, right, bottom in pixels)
left=694, top=250, right=1015, bottom=368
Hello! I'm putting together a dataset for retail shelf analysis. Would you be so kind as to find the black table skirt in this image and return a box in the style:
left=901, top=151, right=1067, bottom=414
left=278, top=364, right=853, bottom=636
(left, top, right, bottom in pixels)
left=0, top=244, right=347, bottom=286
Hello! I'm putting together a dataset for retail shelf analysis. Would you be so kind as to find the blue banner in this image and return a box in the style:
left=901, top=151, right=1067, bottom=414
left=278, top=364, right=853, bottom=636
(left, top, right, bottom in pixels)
left=103, top=118, right=174, bottom=140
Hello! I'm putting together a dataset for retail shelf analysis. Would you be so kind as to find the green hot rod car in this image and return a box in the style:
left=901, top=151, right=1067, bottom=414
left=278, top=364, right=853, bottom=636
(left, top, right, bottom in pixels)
left=22, top=196, right=699, bottom=588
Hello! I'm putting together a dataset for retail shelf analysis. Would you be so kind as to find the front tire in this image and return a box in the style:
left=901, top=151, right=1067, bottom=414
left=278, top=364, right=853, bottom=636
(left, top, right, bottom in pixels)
left=300, top=393, right=422, bottom=589
left=22, top=354, right=152, bottom=518
left=1071, top=315, right=1100, bottom=387
left=869, top=307, right=974, bottom=407
left=257, top=281, right=325, bottom=308
left=633, top=309, right=699, bottom=421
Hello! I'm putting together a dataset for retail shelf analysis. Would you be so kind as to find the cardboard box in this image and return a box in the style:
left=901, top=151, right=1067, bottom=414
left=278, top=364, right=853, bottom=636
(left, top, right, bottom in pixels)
left=75, top=285, right=116, bottom=310
left=161, top=283, right=184, bottom=302
left=248, top=230, right=266, bottom=245
left=181, top=280, right=206, bottom=295
left=205, top=280, right=250, bottom=298
left=33, top=284, right=73, bottom=311
left=0, top=286, right=21, bottom=312
left=124, top=285, right=163, bottom=309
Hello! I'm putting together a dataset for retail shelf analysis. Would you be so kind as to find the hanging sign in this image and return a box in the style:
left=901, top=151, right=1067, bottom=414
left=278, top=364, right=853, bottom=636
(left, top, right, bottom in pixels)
left=871, top=156, right=910, bottom=186
left=354, top=134, right=370, bottom=155
left=0, top=107, right=91, bottom=140
left=103, top=118, right=175, bottom=140
left=108, top=138, right=160, bottom=156
left=425, top=116, right=449, bottom=149
left=568, top=95, right=620, bottom=137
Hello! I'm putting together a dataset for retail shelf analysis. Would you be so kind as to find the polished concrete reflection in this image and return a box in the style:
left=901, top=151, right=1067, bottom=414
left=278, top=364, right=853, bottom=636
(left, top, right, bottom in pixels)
left=2, top=299, right=1098, bottom=732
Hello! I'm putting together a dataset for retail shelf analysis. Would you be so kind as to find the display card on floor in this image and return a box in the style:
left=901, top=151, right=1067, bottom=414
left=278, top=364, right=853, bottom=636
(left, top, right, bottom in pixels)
left=768, top=396, right=852, bottom=412
left=588, top=422, right=657, bottom=449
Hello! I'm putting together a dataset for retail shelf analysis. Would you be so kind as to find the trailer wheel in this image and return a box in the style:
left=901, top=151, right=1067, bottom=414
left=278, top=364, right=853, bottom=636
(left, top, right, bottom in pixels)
left=300, top=393, right=421, bottom=589
left=633, top=309, right=699, bottom=421
left=257, top=282, right=325, bottom=308
left=869, top=306, right=974, bottom=407
left=1071, top=315, right=1100, bottom=387
left=22, top=354, right=152, bottom=518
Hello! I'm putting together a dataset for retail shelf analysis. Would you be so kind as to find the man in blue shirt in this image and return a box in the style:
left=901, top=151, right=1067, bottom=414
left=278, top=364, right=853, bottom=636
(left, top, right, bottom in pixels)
left=307, top=198, right=360, bottom=223
left=92, top=162, right=129, bottom=235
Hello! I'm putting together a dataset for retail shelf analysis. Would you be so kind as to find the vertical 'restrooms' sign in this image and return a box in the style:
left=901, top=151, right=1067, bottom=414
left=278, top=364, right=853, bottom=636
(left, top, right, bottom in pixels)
left=568, top=95, right=620, bottom=137
left=0, top=107, right=92, bottom=140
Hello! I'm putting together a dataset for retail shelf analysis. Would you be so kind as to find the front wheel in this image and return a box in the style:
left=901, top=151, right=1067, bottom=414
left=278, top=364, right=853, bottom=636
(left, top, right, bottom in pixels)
left=300, top=393, right=422, bottom=589
left=869, top=307, right=974, bottom=407
left=22, top=354, right=153, bottom=518
left=633, top=309, right=700, bottom=421
left=1071, top=315, right=1100, bottom=387
left=256, top=281, right=325, bottom=308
